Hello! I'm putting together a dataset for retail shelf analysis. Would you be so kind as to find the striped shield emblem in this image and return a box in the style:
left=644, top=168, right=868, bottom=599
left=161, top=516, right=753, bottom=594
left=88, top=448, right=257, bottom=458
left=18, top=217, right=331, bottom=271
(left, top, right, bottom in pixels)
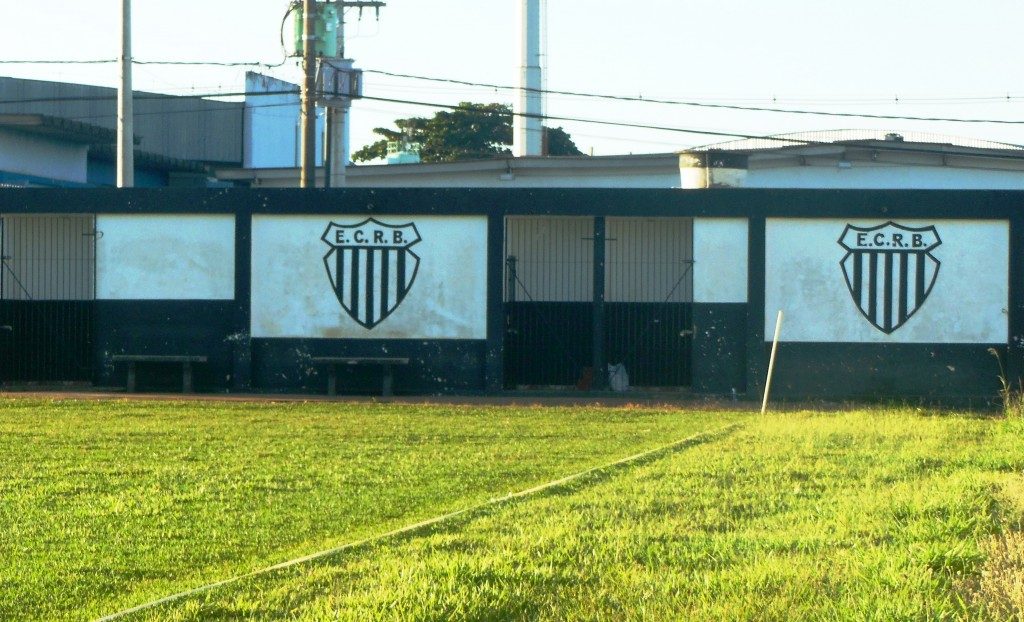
left=322, top=219, right=421, bottom=329
left=839, top=222, right=941, bottom=334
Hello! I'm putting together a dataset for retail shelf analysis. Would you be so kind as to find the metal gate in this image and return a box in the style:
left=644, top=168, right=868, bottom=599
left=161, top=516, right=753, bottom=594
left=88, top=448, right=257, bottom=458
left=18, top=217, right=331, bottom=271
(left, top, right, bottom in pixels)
left=504, top=216, right=693, bottom=388
left=0, top=214, right=96, bottom=383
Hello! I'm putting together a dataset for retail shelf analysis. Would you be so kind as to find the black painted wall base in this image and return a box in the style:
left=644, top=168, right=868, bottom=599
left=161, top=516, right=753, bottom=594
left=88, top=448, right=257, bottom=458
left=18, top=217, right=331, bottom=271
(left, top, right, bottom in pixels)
left=691, top=303, right=747, bottom=395
left=765, top=342, right=1005, bottom=404
left=251, top=338, right=486, bottom=395
left=94, top=300, right=236, bottom=391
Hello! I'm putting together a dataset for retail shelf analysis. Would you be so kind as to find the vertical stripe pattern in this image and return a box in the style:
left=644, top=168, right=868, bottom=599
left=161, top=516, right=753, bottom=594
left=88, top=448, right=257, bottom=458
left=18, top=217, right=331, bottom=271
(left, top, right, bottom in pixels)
left=841, top=249, right=939, bottom=334
left=326, top=247, right=420, bottom=329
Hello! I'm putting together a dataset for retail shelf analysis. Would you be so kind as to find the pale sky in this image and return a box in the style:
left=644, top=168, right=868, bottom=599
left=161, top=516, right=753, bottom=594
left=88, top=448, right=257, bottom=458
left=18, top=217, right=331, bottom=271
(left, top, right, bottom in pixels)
left=2, top=1, right=1024, bottom=157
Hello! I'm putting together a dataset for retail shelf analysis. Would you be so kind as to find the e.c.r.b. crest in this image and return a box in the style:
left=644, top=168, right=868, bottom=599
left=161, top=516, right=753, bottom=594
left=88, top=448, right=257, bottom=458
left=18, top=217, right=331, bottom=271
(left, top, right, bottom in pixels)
left=322, top=218, right=421, bottom=329
left=838, top=221, right=941, bottom=334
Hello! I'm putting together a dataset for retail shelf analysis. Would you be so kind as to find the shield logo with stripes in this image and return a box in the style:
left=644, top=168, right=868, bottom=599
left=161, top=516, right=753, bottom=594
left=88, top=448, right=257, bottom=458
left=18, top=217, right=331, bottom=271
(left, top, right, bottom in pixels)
left=322, top=219, right=421, bottom=329
left=838, top=221, right=941, bottom=334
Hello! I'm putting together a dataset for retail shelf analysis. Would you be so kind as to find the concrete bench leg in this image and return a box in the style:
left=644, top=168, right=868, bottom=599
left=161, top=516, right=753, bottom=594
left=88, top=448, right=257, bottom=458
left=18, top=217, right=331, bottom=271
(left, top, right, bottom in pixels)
left=126, top=362, right=136, bottom=393
left=382, top=364, right=394, bottom=397
left=327, top=365, right=337, bottom=396
left=183, top=362, right=193, bottom=393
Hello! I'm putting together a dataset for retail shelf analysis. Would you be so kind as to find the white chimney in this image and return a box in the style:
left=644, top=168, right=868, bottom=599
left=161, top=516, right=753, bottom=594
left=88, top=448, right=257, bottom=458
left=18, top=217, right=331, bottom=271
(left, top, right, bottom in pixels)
left=513, top=0, right=543, bottom=157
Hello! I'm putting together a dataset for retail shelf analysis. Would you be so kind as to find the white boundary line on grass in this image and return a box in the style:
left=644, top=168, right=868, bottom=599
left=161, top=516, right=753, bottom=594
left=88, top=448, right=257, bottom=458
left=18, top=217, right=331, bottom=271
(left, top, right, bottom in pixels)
left=95, top=423, right=740, bottom=621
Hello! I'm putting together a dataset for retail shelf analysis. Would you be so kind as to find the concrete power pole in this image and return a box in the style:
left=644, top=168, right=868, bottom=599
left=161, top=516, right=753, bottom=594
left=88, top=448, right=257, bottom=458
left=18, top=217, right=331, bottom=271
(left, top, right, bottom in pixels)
left=117, top=0, right=134, bottom=187
left=325, top=1, right=383, bottom=188
left=300, top=0, right=318, bottom=188
left=513, top=0, right=543, bottom=157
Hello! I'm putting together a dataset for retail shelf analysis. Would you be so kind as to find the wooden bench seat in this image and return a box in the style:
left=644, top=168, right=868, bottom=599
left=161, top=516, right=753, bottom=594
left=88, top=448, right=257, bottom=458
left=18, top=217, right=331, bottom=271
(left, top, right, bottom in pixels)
left=311, top=356, right=410, bottom=397
left=111, top=354, right=208, bottom=393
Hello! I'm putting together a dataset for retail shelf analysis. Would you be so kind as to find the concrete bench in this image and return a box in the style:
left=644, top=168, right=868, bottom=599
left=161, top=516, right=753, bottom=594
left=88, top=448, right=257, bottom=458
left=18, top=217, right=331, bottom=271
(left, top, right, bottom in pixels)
left=312, top=356, right=410, bottom=397
left=111, top=355, right=208, bottom=393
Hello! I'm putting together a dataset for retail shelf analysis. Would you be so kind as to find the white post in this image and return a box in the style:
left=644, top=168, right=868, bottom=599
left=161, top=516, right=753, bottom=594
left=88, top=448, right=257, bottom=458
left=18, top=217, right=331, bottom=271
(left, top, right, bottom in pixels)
left=328, top=108, right=346, bottom=187
left=761, top=310, right=784, bottom=414
left=342, top=107, right=350, bottom=171
left=117, top=0, right=134, bottom=188
left=513, top=0, right=543, bottom=157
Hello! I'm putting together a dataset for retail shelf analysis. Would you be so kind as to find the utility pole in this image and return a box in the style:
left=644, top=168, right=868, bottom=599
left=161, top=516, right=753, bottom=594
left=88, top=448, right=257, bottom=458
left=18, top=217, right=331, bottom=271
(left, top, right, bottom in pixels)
left=300, top=0, right=318, bottom=188
left=325, top=1, right=383, bottom=188
left=117, top=0, right=134, bottom=188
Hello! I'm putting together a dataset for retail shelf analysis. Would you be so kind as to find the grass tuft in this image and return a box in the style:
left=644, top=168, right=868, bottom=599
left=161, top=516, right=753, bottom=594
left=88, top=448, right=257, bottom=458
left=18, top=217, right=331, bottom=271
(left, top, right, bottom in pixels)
left=989, top=347, right=1024, bottom=419
left=956, top=477, right=1024, bottom=620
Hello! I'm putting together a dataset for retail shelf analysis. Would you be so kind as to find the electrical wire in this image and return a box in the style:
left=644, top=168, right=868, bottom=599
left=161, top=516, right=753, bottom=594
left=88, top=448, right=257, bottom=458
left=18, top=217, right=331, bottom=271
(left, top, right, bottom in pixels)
left=1, top=86, right=1023, bottom=154
left=134, top=59, right=290, bottom=68
left=3, top=59, right=1024, bottom=124
left=0, top=59, right=117, bottom=65
left=362, top=69, right=1024, bottom=125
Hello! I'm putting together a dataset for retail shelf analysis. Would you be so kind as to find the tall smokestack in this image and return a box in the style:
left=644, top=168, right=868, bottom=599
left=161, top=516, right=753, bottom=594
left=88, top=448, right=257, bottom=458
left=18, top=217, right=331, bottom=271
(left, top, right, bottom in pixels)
left=513, top=0, right=543, bottom=157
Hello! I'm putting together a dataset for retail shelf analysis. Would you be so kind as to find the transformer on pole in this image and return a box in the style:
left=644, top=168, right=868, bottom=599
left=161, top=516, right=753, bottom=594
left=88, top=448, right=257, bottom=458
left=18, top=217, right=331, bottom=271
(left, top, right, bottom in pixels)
left=293, top=0, right=379, bottom=188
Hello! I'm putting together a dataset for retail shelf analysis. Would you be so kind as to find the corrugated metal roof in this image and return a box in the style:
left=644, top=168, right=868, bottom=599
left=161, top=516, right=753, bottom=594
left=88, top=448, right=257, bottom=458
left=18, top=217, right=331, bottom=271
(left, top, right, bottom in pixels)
left=0, top=113, right=117, bottom=144
left=0, top=76, right=243, bottom=164
left=691, top=129, right=1024, bottom=152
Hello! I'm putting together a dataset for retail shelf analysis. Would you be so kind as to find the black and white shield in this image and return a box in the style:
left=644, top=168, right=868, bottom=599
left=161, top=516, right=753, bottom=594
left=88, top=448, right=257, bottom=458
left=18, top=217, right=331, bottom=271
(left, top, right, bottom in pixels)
left=838, top=221, right=941, bottom=334
left=322, top=218, right=421, bottom=329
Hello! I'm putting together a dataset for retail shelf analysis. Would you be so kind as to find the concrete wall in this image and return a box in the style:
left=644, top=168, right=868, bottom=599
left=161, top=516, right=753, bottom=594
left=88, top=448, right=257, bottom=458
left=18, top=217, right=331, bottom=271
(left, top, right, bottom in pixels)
left=243, top=73, right=322, bottom=169
left=765, top=218, right=1008, bottom=343
left=2, top=187, right=1020, bottom=401
left=691, top=218, right=749, bottom=395
left=95, top=214, right=235, bottom=300
left=251, top=214, right=488, bottom=339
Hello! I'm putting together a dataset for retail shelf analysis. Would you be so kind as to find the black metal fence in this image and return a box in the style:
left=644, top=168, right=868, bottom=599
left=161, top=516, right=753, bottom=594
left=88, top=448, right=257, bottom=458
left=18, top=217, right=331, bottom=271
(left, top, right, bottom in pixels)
left=504, top=216, right=693, bottom=388
left=0, top=215, right=95, bottom=383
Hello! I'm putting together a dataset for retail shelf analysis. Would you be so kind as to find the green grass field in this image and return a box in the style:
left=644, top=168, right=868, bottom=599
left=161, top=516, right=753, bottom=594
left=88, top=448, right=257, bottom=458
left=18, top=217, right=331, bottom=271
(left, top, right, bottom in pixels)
left=1, top=399, right=1021, bottom=621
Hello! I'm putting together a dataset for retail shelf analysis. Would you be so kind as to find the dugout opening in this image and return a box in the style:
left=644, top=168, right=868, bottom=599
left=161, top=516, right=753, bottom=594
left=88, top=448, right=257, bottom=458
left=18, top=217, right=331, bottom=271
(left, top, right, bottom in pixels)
left=0, top=214, right=96, bottom=385
left=503, top=216, right=693, bottom=390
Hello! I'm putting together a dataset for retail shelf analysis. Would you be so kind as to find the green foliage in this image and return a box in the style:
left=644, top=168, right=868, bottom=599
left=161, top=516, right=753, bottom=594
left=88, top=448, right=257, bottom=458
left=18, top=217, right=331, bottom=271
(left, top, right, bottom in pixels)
left=543, top=125, right=583, bottom=157
left=352, top=102, right=583, bottom=163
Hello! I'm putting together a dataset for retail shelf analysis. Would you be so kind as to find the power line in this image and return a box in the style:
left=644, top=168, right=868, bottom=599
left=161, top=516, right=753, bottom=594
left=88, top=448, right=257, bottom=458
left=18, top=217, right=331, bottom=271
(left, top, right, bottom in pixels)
left=135, top=58, right=290, bottom=68
left=0, top=58, right=290, bottom=67
left=362, top=68, right=1024, bottom=125
left=0, top=89, right=297, bottom=106
left=0, top=59, right=117, bottom=65
left=0, top=86, right=815, bottom=144
left=352, top=95, right=1024, bottom=156
left=4, top=59, right=1024, bottom=124
left=357, top=94, right=773, bottom=141
left=1, top=86, right=1022, bottom=155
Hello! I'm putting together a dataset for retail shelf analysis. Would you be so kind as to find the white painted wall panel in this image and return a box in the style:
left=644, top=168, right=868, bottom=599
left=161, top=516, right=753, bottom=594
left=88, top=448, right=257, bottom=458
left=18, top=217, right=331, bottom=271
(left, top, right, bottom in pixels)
left=765, top=219, right=1008, bottom=343
left=251, top=215, right=487, bottom=339
left=96, top=214, right=235, bottom=300
left=693, top=218, right=747, bottom=303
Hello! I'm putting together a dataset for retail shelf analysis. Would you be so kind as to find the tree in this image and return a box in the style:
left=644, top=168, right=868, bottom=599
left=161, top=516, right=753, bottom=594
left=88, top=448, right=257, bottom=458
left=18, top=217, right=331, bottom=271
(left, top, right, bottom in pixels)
left=544, top=126, right=582, bottom=157
left=352, top=102, right=583, bottom=163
